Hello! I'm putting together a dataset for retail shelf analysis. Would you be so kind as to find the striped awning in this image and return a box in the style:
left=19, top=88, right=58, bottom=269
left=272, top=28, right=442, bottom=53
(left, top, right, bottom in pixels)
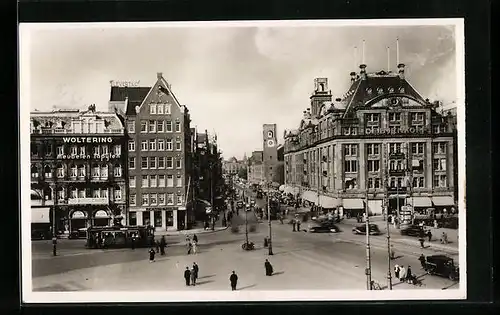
left=342, top=199, right=365, bottom=209
left=319, top=195, right=339, bottom=209
left=406, top=196, right=433, bottom=208
left=432, top=196, right=455, bottom=206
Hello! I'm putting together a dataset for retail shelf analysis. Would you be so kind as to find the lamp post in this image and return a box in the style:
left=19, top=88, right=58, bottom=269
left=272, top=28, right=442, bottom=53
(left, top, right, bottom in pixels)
left=267, top=181, right=273, bottom=255
left=384, top=146, right=393, bottom=290
left=365, top=189, right=372, bottom=290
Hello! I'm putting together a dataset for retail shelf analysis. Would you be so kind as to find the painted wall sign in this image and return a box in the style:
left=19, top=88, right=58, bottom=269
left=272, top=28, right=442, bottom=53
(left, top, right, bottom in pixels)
left=63, top=137, right=113, bottom=144
left=365, top=126, right=428, bottom=135
left=58, top=153, right=121, bottom=160
left=110, top=80, right=140, bottom=88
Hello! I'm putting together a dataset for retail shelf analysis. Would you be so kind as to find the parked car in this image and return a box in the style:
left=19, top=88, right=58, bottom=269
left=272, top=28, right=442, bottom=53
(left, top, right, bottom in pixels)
left=69, top=227, right=88, bottom=239
left=400, top=225, right=425, bottom=237
left=352, top=224, right=381, bottom=235
left=307, top=221, right=340, bottom=233
left=31, top=229, right=51, bottom=240
left=423, top=254, right=459, bottom=281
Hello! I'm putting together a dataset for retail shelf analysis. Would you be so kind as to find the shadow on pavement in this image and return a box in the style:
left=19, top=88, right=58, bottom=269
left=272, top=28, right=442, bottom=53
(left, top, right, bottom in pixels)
left=238, top=284, right=256, bottom=290
left=198, top=274, right=216, bottom=279
left=272, top=271, right=284, bottom=276
left=196, top=280, right=215, bottom=285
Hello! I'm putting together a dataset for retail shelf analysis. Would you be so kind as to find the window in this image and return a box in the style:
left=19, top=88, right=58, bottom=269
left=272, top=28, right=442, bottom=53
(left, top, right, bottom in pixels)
left=157, top=105, right=164, bottom=114
left=158, top=193, right=166, bottom=205
left=389, top=143, right=402, bottom=154
left=129, top=176, right=136, bottom=188
left=157, top=120, right=164, bottom=132
left=176, top=194, right=183, bottom=205
left=114, top=188, right=122, bottom=201
left=70, top=146, right=77, bottom=156
left=176, top=158, right=182, bottom=169
left=175, top=140, right=182, bottom=151
left=389, top=177, right=405, bottom=188
left=128, top=140, right=135, bottom=151
left=56, top=164, right=65, bottom=178
left=411, top=143, right=425, bottom=155
left=141, top=121, right=147, bottom=133
left=432, top=142, right=447, bottom=154
left=165, top=104, right=171, bottom=114
left=57, top=146, right=64, bottom=156
left=150, top=104, right=157, bottom=114
left=389, top=159, right=404, bottom=171
left=175, top=121, right=181, bottom=132
left=130, top=194, right=136, bottom=206
left=367, top=160, right=380, bottom=172
left=149, top=157, right=156, bottom=169
left=166, top=157, right=173, bottom=168
left=158, top=157, right=165, bottom=168
left=140, top=140, right=147, bottom=151
left=366, top=113, right=380, bottom=123
left=148, top=120, right=156, bottom=133
left=100, top=165, right=108, bottom=178
left=78, top=165, right=85, bottom=177
left=127, top=121, right=135, bottom=133
left=114, top=145, right=121, bottom=156
left=342, top=127, right=357, bottom=135
left=433, top=175, right=447, bottom=188
left=150, top=175, right=157, bottom=187
left=412, top=176, right=425, bottom=188
left=142, top=194, right=149, bottom=206
left=157, top=139, right=165, bottom=151
left=433, top=158, right=447, bottom=171
left=150, top=193, right=157, bottom=205
left=70, top=165, right=77, bottom=177
left=343, top=144, right=357, bottom=156
left=158, top=174, right=165, bottom=187
left=114, top=165, right=122, bottom=177
left=411, top=112, right=425, bottom=124
left=389, top=112, right=401, bottom=123
left=129, top=157, right=135, bottom=169
left=367, top=144, right=380, bottom=155
left=367, top=178, right=381, bottom=189
left=79, top=146, right=85, bottom=156
left=141, top=175, right=148, bottom=188
left=148, top=139, right=156, bottom=151
left=344, top=160, right=357, bottom=173
left=167, top=193, right=174, bottom=205
left=141, top=157, right=148, bottom=169
left=166, top=121, right=172, bottom=132
left=92, top=189, right=100, bottom=198
left=78, top=189, right=85, bottom=198
left=176, top=175, right=182, bottom=187
left=92, top=165, right=100, bottom=178
left=70, top=188, right=77, bottom=199
left=167, top=175, right=174, bottom=187
left=166, top=139, right=173, bottom=150
left=101, top=145, right=109, bottom=156
left=93, top=145, right=100, bottom=156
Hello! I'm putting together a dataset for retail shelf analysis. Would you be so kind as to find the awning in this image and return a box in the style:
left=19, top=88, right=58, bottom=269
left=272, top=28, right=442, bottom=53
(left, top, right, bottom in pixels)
left=406, top=196, right=433, bottom=208
left=367, top=200, right=383, bottom=215
left=301, top=190, right=318, bottom=203
left=32, top=207, right=50, bottom=224
left=342, top=199, right=365, bottom=209
left=432, top=196, right=455, bottom=206
left=319, top=195, right=339, bottom=208
left=94, top=210, right=110, bottom=218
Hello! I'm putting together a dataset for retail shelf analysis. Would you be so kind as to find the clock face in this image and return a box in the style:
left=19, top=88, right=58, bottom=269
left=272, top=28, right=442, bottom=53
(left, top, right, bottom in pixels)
left=267, top=131, right=274, bottom=138
left=267, top=139, right=275, bottom=147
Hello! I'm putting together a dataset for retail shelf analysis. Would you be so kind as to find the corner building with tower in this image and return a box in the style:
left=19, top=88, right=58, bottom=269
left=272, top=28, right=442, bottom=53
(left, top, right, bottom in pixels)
left=283, top=59, right=458, bottom=217
left=109, top=73, right=193, bottom=231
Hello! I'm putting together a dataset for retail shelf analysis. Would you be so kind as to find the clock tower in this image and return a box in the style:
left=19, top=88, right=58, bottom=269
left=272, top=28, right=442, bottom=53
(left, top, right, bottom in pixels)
left=263, top=124, right=278, bottom=183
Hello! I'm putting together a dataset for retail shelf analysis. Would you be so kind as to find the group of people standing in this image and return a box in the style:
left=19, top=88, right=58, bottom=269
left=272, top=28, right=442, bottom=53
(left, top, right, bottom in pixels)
left=148, top=236, right=167, bottom=262
left=394, top=264, right=416, bottom=284
left=184, top=262, right=200, bottom=286
left=186, top=234, right=199, bottom=255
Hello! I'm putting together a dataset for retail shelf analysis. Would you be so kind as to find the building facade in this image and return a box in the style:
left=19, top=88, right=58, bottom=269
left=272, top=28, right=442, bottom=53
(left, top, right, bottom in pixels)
left=109, top=73, right=192, bottom=231
left=284, top=63, right=457, bottom=216
left=30, top=106, right=127, bottom=236
left=247, top=150, right=264, bottom=185
left=223, top=157, right=246, bottom=175
left=262, top=124, right=279, bottom=183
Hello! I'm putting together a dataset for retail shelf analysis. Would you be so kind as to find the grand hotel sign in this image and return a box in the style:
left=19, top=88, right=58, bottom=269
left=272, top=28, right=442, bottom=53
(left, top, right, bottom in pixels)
left=364, top=125, right=429, bottom=135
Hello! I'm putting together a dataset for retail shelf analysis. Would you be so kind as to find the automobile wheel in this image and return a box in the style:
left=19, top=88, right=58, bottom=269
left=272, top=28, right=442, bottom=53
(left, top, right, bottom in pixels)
left=449, top=273, right=457, bottom=281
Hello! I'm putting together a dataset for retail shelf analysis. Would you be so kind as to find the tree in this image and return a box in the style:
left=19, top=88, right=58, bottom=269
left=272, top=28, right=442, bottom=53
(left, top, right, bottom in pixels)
left=238, top=167, right=248, bottom=180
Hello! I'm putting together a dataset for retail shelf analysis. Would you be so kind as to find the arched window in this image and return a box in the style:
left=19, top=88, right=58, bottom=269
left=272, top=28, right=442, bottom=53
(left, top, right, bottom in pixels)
left=43, top=187, right=52, bottom=201
left=78, top=164, right=86, bottom=178
left=92, top=164, right=100, bottom=178
left=56, top=186, right=65, bottom=200
left=114, top=186, right=122, bottom=201
left=114, top=164, right=122, bottom=177
left=69, top=164, right=77, bottom=178
left=101, top=164, right=108, bottom=178
left=31, top=164, right=39, bottom=178
left=70, top=186, right=78, bottom=199
left=319, top=83, right=325, bottom=91
left=56, top=163, right=64, bottom=178
left=44, top=165, right=52, bottom=179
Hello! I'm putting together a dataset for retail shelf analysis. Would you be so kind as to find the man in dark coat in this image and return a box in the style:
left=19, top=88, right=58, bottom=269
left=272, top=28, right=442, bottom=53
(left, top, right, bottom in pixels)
left=193, top=262, right=199, bottom=280
left=419, top=254, right=426, bottom=269
left=184, top=267, right=191, bottom=286
left=193, top=234, right=198, bottom=243
left=296, top=220, right=301, bottom=232
left=406, top=265, right=413, bottom=283
left=229, top=271, right=238, bottom=290
left=159, top=236, right=166, bottom=255
left=148, top=248, right=155, bottom=262
left=264, top=259, right=273, bottom=276
left=292, top=220, right=296, bottom=232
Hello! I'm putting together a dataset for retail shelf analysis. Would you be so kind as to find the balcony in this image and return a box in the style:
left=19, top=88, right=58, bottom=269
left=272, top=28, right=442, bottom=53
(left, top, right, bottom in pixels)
left=32, top=128, right=124, bottom=135
left=68, top=197, right=109, bottom=205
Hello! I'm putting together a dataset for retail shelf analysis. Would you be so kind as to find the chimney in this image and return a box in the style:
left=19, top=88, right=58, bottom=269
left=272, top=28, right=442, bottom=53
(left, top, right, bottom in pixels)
left=157, top=72, right=163, bottom=80
left=350, top=72, right=356, bottom=83
left=359, top=64, right=367, bottom=80
left=397, top=63, right=405, bottom=79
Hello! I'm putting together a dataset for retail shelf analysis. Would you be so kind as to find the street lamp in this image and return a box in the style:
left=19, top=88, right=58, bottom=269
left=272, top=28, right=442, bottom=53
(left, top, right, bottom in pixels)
left=365, top=189, right=372, bottom=290
left=267, top=181, right=273, bottom=255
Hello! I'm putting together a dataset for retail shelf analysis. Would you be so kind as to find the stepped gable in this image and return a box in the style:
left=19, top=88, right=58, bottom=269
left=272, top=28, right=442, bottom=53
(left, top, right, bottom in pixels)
left=109, top=86, right=151, bottom=116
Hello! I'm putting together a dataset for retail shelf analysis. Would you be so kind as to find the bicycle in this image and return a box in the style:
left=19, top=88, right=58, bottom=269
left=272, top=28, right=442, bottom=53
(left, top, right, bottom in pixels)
left=370, top=280, right=383, bottom=290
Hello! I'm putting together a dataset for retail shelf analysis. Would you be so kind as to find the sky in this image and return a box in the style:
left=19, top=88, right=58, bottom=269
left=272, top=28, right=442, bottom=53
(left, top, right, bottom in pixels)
left=24, top=21, right=459, bottom=160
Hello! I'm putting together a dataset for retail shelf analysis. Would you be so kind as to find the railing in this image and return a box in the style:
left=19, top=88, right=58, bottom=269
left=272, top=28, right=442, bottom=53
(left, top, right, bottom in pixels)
left=32, top=128, right=124, bottom=134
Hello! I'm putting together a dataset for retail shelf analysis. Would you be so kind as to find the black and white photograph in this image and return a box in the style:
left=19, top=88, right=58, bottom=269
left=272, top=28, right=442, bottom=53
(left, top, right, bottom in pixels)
left=19, top=19, right=466, bottom=302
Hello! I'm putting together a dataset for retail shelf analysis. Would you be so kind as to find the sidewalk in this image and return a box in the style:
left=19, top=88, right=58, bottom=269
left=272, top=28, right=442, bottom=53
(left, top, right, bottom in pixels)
left=155, top=216, right=229, bottom=236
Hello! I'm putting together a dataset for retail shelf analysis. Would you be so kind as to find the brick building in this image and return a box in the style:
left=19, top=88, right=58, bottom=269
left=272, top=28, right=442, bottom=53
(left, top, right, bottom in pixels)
left=30, top=106, right=127, bottom=237
left=284, top=62, right=457, bottom=217
left=109, top=73, right=193, bottom=231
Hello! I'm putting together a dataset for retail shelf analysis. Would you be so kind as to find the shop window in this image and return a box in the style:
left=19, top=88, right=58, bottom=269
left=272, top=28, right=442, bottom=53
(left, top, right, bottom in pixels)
left=31, top=165, right=39, bottom=178
left=143, top=211, right=151, bottom=226
left=166, top=211, right=174, bottom=227
left=154, top=211, right=162, bottom=227
left=129, top=212, right=137, bottom=226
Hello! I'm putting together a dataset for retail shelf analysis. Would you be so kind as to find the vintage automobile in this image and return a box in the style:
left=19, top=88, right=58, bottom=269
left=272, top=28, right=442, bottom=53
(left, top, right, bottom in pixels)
left=68, top=227, right=88, bottom=239
left=400, top=225, right=425, bottom=237
left=423, top=254, right=459, bottom=281
left=352, top=224, right=382, bottom=235
left=307, top=221, right=340, bottom=233
left=31, top=228, right=51, bottom=240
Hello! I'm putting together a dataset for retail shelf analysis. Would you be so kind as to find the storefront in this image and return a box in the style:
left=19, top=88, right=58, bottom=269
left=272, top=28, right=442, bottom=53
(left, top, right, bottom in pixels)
left=129, top=208, right=178, bottom=231
left=70, top=210, right=88, bottom=231
left=342, top=198, right=365, bottom=216
left=93, top=209, right=111, bottom=226
left=431, top=196, right=455, bottom=213
left=405, top=196, right=433, bottom=214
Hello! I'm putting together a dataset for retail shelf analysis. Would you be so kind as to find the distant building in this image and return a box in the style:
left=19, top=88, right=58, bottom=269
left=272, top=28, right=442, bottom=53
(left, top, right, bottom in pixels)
left=247, top=151, right=264, bottom=185
left=223, top=157, right=246, bottom=175
left=30, top=106, right=127, bottom=237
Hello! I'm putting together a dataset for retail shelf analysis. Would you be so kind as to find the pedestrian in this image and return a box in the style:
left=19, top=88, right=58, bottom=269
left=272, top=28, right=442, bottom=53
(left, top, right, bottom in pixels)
left=394, top=264, right=400, bottom=279
left=192, top=240, right=198, bottom=254
left=297, top=220, right=301, bottom=232
left=434, top=219, right=438, bottom=229
left=229, top=271, right=238, bottom=291
left=419, top=236, right=425, bottom=248
left=419, top=254, right=426, bottom=269
left=160, top=236, right=166, bottom=255
left=292, top=220, right=296, bottom=232
left=131, top=233, right=136, bottom=250
left=191, top=266, right=197, bottom=286
left=193, top=262, right=199, bottom=280
left=149, top=248, right=156, bottom=263
left=399, top=265, right=406, bottom=282
left=184, top=267, right=191, bottom=286
left=193, top=234, right=198, bottom=243
left=187, top=241, right=192, bottom=255
left=155, top=239, right=160, bottom=253
left=390, top=245, right=395, bottom=260
left=441, top=232, right=448, bottom=244
left=264, top=259, right=274, bottom=276
left=406, top=265, right=413, bottom=283
left=427, top=230, right=432, bottom=242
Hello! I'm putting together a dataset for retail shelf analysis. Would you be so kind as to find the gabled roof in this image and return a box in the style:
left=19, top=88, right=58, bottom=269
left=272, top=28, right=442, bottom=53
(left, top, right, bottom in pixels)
left=110, top=87, right=151, bottom=116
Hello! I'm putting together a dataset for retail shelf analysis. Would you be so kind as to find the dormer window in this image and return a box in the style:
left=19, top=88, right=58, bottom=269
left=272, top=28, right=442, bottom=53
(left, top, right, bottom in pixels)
left=377, top=87, right=384, bottom=95
left=366, top=88, right=372, bottom=95
left=399, top=87, right=405, bottom=93
left=388, top=87, right=395, bottom=93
